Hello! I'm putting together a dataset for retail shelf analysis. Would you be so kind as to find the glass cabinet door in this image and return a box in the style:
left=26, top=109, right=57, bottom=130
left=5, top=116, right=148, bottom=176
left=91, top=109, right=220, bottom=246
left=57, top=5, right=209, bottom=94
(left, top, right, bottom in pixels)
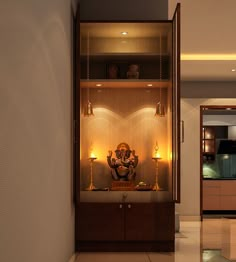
left=78, top=20, right=180, bottom=203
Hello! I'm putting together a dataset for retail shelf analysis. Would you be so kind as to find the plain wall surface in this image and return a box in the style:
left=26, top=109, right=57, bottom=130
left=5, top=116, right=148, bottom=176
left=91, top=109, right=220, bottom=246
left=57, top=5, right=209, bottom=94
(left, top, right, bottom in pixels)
left=168, top=0, right=180, bottom=19
left=228, top=126, right=236, bottom=139
left=203, top=115, right=236, bottom=126
left=0, top=0, right=74, bottom=261
left=181, top=81, right=236, bottom=98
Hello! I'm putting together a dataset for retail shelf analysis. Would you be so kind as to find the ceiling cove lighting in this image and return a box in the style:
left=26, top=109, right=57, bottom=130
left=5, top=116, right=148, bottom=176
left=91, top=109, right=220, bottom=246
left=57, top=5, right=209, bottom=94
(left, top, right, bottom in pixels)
left=181, top=54, right=236, bottom=61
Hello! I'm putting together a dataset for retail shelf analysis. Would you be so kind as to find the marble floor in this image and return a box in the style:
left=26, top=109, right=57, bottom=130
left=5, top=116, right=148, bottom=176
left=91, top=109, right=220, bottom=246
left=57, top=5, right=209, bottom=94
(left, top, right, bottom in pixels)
left=73, top=218, right=235, bottom=262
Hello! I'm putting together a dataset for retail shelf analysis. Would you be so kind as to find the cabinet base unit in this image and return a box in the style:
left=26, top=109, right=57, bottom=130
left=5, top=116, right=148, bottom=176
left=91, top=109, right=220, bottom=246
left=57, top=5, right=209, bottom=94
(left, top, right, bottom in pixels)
left=203, top=180, right=236, bottom=211
left=76, top=202, right=175, bottom=252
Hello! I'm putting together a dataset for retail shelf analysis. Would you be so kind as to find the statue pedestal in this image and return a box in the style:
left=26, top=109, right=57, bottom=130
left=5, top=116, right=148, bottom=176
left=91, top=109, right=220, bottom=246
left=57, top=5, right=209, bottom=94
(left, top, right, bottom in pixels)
left=111, top=181, right=135, bottom=191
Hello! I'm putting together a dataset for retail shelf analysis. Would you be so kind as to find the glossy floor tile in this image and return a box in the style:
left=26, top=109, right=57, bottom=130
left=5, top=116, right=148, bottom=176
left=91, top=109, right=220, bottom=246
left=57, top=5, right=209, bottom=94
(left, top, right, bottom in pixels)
left=75, top=219, right=232, bottom=262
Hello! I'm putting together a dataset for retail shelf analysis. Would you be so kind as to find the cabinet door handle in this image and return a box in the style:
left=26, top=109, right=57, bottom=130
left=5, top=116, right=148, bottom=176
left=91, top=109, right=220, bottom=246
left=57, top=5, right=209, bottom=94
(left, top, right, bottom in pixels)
left=119, top=204, right=123, bottom=209
left=181, top=120, right=184, bottom=143
left=128, top=204, right=131, bottom=209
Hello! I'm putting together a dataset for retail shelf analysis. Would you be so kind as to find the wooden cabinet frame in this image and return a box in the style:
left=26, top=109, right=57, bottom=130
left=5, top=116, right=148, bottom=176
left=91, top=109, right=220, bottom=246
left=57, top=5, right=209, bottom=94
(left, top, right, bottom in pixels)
left=74, top=4, right=181, bottom=252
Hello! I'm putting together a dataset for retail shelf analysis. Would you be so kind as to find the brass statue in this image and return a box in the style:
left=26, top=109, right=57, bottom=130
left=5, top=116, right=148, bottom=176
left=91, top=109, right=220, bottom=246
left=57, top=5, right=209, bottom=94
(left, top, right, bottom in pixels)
left=107, top=142, right=138, bottom=181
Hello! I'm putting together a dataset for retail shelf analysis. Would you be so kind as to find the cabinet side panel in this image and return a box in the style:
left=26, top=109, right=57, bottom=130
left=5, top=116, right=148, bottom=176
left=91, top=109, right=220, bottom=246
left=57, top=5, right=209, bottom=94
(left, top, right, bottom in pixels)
left=156, top=202, right=175, bottom=240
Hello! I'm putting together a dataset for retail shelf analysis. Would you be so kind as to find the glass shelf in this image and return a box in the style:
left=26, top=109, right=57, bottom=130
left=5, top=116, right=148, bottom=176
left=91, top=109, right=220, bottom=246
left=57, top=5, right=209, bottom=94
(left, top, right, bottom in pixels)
left=80, top=79, right=170, bottom=88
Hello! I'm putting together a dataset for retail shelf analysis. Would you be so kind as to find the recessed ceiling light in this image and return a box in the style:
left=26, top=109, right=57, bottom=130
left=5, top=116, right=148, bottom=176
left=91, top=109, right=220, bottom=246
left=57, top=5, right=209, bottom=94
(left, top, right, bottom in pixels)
left=226, top=107, right=232, bottom=110
left=147, top=84, right=153, bottom=87
left=232, top=69, right=236, bottom=72
left=121, top=31, right=128, bottom=35
left=96, top=83, right=102, bottom=87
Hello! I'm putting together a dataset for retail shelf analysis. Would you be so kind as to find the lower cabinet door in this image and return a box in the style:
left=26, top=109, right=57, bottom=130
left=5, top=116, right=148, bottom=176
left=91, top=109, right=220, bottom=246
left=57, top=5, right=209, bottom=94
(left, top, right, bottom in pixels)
left=77, top=203, right=124, bottom=241
left=125, top=203, right=158, bottom=241
left=125, top=202, right=174, bottom=241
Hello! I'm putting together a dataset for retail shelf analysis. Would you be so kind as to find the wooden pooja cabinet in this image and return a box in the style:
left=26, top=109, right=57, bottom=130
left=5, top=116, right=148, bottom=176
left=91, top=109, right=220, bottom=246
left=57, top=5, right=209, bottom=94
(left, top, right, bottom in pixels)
left=75, top=4, right=180, bottom=252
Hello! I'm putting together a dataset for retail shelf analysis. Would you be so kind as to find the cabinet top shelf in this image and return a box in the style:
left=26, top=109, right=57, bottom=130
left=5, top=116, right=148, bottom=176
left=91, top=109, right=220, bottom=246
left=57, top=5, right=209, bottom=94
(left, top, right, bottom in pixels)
left=80, top=22, right=172, bottom=38
left=80, top=79, right=170, bottom=88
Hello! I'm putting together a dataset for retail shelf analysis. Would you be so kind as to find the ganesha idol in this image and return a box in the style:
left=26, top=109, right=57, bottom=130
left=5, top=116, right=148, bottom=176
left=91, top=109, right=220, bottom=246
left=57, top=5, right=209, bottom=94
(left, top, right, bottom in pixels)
left=107, top=143, right=138, bottom=189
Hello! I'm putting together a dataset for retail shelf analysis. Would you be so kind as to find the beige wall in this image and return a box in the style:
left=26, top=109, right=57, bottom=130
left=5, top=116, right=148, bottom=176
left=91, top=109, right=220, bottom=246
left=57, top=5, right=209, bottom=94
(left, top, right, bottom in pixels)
left=168, top=0, right=180, bottom=19
left=177, top=98, right=236, bottom=218
left=80, top=88, right=171, bottom=193
left=0, top=1, right=75, bottom=261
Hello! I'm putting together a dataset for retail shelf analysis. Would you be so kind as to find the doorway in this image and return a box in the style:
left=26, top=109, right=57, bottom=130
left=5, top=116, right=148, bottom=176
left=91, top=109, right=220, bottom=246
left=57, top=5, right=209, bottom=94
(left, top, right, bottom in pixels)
left=200, top=105, right=236, bottom=219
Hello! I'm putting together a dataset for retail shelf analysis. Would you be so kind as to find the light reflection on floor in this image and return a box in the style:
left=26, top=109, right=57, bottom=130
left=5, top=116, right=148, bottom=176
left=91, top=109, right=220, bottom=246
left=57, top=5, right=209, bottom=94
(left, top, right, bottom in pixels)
left=74, top=219, right=233, bottom=262
left=203, top=250, right=230, bottom=262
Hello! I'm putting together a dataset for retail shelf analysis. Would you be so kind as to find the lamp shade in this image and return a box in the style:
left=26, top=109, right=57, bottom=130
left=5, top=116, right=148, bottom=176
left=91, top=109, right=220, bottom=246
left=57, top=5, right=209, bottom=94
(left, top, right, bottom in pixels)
left=84, top=100, right=94, bottom=116
left=155, top=102, right=165, bottom=117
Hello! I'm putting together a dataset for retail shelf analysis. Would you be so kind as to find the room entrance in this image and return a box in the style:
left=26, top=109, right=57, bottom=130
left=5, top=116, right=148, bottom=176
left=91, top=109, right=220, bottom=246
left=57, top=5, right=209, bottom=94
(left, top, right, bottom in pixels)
left=200, top=105, right=236, bottom=219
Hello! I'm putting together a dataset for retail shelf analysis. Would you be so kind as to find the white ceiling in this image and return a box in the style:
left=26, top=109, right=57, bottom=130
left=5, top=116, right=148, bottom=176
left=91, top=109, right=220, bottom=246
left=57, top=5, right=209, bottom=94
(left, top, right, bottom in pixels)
left=179, top=0, right=236, bottom=81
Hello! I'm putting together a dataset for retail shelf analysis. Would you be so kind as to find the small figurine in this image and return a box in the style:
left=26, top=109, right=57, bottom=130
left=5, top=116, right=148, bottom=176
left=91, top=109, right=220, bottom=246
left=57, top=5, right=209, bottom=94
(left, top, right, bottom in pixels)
left=108, top=64, right=119, bottom=79
left=127, top=64, right=139, bottom=79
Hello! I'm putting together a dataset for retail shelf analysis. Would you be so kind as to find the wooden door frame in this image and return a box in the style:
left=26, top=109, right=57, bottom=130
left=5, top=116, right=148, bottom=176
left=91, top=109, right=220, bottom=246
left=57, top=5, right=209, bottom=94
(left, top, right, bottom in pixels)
left=200, top=105, right=236, bottom=220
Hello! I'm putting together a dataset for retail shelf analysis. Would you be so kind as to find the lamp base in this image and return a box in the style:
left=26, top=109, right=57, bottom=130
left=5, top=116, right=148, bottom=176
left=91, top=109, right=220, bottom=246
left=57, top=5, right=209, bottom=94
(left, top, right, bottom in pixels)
left=86, top=184, right=97, bottom=191
left=152, top=183, right=162, bottom=191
